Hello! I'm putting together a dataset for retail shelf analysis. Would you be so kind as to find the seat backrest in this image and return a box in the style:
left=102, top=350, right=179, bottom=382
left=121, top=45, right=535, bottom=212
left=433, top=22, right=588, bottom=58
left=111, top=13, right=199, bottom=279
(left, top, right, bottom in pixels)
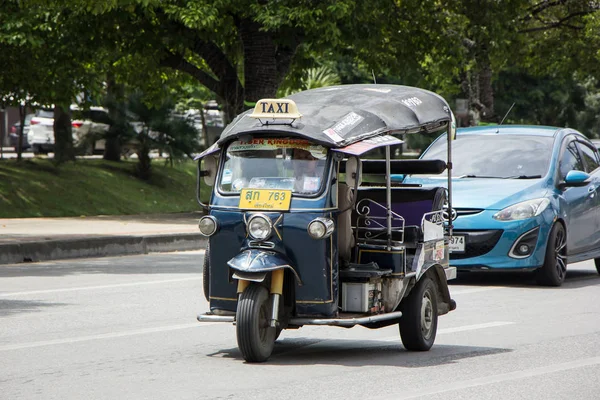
left=353, top=187, right=445, bottom=227
left=337, top=183, right=354, bottom=262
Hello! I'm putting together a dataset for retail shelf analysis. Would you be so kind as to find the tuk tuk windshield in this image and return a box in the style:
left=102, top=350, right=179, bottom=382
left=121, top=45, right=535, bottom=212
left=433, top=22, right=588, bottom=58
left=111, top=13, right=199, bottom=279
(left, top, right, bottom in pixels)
left=219, top=138, right=328, bottom=195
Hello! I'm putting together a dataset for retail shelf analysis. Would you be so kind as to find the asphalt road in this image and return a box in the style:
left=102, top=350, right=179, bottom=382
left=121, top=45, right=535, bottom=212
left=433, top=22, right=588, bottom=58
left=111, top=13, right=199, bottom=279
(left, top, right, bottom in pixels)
left=1, top=251, right=600, bottom=400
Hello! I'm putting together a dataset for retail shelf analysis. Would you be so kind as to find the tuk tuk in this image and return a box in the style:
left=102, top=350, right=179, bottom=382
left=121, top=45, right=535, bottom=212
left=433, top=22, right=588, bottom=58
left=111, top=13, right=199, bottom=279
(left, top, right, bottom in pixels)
left=196, top=84, right=457, bottom=362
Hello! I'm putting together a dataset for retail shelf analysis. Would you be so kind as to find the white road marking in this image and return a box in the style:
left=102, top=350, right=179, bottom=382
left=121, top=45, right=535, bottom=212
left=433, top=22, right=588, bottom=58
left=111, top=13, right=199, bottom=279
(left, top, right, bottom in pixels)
left=392, top=356, right=600, bottom=400
left=0, top=277, right=202, bottom=297
left=437, top=321, right=515, bottom=334
left=0, top=322, right=218, bottom=352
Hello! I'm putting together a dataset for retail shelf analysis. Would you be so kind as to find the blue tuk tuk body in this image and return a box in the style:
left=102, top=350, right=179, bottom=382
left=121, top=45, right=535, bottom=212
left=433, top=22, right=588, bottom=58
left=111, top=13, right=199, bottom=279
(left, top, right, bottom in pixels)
left=208, top=182, right=339, bottom=318
left=196, top=84, right=457, bottom=362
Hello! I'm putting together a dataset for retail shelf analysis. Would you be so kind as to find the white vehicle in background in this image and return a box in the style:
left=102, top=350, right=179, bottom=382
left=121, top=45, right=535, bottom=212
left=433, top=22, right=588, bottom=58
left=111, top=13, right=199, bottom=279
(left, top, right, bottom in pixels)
left=27, top=108, right=60, bottom=154
left=72, top=106, right=110, bottom=154
left=27, top=106, right=110, bottom=155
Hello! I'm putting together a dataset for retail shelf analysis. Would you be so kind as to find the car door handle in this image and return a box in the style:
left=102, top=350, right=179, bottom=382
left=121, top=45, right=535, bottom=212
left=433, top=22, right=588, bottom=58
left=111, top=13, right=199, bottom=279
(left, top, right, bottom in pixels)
left=588, top=186, right=596, bottom=193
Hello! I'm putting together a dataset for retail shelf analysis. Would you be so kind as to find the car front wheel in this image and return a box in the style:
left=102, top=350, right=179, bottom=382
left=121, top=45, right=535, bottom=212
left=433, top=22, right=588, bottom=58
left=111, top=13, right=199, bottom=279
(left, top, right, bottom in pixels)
left=536, top=223, right=567, bottom=286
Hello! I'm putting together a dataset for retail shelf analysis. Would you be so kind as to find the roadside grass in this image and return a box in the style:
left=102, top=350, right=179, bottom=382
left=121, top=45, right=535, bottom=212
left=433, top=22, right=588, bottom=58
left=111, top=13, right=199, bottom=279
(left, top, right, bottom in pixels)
left=0, top=158, right=200, bottom=218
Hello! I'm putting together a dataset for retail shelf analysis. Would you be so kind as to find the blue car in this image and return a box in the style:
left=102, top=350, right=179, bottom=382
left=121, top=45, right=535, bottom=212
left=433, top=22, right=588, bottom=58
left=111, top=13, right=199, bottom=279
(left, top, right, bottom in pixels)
left=397, top=125, right=600, bottom=286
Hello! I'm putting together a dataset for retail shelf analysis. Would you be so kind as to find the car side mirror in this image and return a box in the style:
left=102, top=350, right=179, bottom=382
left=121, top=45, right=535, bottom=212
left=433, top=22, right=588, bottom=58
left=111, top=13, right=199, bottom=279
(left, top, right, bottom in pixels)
left=560, top=170, right=590, bottom=188
left=391, top=174, right=405, bottom=182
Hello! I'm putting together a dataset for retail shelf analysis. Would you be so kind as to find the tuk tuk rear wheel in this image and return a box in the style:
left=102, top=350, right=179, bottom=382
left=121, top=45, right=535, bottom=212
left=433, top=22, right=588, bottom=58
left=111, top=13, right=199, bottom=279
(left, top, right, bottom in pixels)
left=399, top=276, right=438, bottom=351
left=236, top=284, right=276, bottom=363
left=202, top=242, right=210, bottom=302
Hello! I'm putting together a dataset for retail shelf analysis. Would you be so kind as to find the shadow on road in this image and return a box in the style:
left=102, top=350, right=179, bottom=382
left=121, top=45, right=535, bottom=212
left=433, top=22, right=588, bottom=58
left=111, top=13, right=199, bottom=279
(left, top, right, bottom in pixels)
left=206, top=337, right=512, bottom=367
left=0, top=252, right=203, bottom=277
left=0, top=299, right=68, bottom=317
left=450, top=268, right=600, bottom=290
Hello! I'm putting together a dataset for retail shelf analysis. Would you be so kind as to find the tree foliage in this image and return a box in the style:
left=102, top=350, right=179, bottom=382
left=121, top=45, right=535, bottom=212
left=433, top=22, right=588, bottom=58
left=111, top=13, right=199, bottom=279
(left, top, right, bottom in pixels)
left=2, top=0, right=600, bottom=154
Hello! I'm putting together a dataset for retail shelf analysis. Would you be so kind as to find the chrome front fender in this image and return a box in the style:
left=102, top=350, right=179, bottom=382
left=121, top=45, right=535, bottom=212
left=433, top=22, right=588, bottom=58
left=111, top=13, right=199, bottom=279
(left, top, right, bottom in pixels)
left=227, top=249, right=302, bottom=285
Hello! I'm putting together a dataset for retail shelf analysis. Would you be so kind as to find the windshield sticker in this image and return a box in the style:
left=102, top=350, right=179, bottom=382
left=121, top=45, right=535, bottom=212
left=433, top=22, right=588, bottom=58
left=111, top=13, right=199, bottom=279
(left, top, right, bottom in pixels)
left=232, top=178, right=245, bottom=191
left=323, top=112, right=364, bottom=142
left=303, top=177, right=321, bottom=192
left=228, top=139, right=327, bottom=159
left=221, top=169, right=232, bottom=184
left=229, top=138, right=324, bottom=152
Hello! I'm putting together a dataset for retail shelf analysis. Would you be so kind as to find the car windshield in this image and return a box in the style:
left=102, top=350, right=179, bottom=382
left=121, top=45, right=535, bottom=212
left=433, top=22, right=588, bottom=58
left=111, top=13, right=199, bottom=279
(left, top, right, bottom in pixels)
left=219, top=138, right=328, bottom=195
left=421, top=134, right=554, bottom=178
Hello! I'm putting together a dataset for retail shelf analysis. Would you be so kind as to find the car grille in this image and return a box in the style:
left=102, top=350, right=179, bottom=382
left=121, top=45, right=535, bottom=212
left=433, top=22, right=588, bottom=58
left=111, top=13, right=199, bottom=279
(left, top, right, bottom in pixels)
left=454, top=208, right=484, bottom=217
left=451, top=229, right=503, bottom=259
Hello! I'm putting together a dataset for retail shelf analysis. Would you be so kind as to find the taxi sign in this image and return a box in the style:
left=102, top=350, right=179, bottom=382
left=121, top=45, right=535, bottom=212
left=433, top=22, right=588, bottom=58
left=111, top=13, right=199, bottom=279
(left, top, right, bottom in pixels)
left=239, top=189, right=292, bottom=211
left=249, top=99, right=302, bottom=120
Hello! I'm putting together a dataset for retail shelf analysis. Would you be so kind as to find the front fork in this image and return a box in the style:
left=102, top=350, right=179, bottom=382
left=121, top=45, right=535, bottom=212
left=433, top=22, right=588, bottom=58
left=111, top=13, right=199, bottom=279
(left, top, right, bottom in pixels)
left=237, top=268, right=284, bottom=328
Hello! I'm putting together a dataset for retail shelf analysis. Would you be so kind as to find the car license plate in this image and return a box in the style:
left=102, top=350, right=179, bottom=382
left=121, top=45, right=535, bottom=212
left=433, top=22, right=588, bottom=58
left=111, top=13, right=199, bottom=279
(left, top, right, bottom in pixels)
left=239, top=189, right=292, bottom=211
left=449, top=235, right=465, bottom=253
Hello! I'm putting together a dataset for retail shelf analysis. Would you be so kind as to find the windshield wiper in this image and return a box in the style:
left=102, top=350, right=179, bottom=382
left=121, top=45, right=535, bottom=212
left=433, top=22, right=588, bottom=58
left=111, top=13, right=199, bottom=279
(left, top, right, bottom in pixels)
left=457, top=175, right=504, bottom=179
left=457, top=174, right=542, bottom=179
left=502, top=175, right=542, bottom=179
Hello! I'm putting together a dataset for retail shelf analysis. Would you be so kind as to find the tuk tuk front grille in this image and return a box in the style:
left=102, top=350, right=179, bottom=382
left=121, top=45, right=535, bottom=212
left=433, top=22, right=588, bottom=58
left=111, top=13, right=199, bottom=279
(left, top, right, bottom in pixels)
left=451, top=230, right=503, bottom=259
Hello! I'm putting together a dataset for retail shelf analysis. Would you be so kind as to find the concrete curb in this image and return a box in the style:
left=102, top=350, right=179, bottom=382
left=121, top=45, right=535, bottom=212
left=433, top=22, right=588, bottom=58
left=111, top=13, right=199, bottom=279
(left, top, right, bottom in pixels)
left=0, top=233, right=208, bottom=265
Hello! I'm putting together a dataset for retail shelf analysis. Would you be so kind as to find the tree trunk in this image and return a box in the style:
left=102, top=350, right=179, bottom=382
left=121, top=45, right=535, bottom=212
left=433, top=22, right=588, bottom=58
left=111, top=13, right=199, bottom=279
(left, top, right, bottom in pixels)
left=197, top=101, right=211, bottom=149
left=53, top=105, right=75, bottom=164
left=16, top=104, right=26, bottom=162
left=135, top=136, right=152, bottom=180
left=160, top=20, right=301, bottom=125
left=103, top=72, right=125, bottom=161
left=239, top=19, right=280, bottom=103
left=238, top=19, right=299, bottom=113
left=478, top=60, right=496, bottom=122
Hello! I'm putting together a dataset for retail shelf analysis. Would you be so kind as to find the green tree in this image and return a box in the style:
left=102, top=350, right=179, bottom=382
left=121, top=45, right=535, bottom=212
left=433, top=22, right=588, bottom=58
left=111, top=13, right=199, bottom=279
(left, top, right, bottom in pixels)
left=277, top=66, right=341, bottom=97
left=0, top=2, right=110, bottom=163
left=450, top=0, right=600, bottom=122
left=28, top=0, right=417, bottom=123
left=125, top=91, right=201, bottom=180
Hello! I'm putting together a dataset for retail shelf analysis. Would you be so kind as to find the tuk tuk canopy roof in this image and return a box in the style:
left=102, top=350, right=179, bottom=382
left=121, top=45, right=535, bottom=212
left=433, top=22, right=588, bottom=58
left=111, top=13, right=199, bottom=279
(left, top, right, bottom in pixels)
left=217, top=84, right=453, bottom=149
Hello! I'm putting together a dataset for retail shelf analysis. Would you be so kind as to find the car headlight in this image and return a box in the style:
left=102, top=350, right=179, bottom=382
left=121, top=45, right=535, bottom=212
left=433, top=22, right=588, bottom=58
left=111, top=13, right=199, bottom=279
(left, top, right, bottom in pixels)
left=247, top=214, right=272, bottom=240
left=198, top=216, right=218, bottom=236
left=307, top=218, right=335, bottom=239
left=493, top=198, right=550, bottom=221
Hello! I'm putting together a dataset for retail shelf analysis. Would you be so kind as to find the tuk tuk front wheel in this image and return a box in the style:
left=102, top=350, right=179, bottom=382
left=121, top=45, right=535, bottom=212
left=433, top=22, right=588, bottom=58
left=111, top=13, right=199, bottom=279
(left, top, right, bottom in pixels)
left=399, top=276, right=438, bottom=351
left=236, top=283, right=276, bottom=363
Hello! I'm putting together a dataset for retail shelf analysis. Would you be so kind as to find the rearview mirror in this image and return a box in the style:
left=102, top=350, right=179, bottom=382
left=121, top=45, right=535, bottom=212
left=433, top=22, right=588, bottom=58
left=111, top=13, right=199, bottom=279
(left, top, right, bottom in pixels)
left=345, top=157, right=362, bottom=188
left=200, top=154, right=219, bottom=186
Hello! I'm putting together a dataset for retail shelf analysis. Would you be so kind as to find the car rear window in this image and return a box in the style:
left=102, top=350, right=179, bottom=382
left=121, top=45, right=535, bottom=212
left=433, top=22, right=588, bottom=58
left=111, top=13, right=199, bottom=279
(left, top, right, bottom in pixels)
left=36, top=110, right=54, bottom=118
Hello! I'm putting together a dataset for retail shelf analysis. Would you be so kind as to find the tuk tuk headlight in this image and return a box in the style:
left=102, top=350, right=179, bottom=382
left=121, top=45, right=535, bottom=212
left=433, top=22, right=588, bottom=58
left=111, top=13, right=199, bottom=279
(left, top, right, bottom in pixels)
left=198, top=216, right=218, bottom=236
left=247, top=214, right=272, bottom=240
left=307, top=218, right=335, bottom=239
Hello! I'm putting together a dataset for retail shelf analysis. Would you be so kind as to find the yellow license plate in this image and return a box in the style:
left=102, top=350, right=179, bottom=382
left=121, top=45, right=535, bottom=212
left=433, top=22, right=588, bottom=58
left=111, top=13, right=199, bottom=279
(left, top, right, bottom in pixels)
left=239, top=189, right=292, bottom=211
